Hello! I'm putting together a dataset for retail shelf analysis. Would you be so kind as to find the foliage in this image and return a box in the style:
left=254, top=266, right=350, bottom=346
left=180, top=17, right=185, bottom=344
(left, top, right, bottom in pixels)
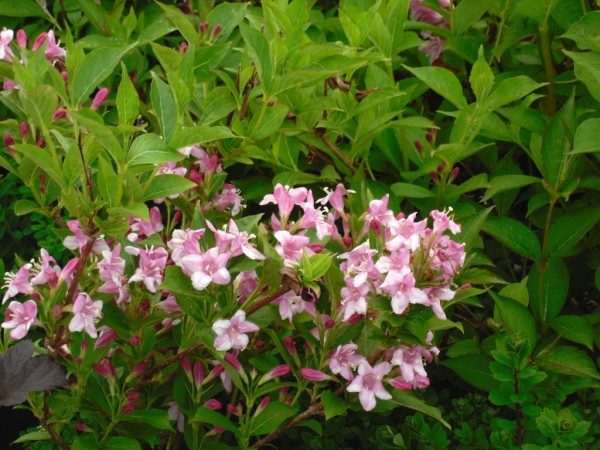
left=0, top=0, right=599, bottom=448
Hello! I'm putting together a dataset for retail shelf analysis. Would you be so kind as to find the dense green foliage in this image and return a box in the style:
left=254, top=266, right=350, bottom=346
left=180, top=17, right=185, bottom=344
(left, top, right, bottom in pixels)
left=1, top=0, right=600, bottom=448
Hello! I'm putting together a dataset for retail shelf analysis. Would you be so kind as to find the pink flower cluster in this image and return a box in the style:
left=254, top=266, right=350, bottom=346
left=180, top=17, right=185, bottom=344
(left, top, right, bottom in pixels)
left=340, top=195, right=465, bottom=322
left=409, top=0, right=452, bottom=63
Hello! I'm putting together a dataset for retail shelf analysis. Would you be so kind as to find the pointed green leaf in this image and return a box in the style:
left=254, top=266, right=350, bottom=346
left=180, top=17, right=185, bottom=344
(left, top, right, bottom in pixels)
left=441, top=354, right=499, bottom=392
left=239, top=23, right=272, bottom=93
left=151, top=73, right=178, bottom=143
left=551, top=315, right=594, bottom=351
left=528, top=258, right=569, bottom=323
left=546, top=207, right=600, bottom=259
left=126, top=133, right=183, bottom=167
left=564, top=50, right=600, bottom=102
left=116, top=62, right=139, bottom=128
left=492, top=292, right=537, bottom=353
left=537, top=346, right=600, bottom=379
left=71, top=43, right=137, bottom=106
left=404, top=65, right=467, bottom=110
left=572, top=118, right=600, bottom=154
left=482, top=216, right=541, bottom=260
left=141, top=174, right=195, bottom=202
left=250, top=402, right=299, bottom=436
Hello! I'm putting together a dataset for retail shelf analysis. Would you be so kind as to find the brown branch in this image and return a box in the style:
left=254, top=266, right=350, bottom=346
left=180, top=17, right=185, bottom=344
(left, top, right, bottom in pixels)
left=316, top=131, right=355, bottom=174
left=44, top=392, right=70, bottom=450
left=245, top=274, right=301, bottom=316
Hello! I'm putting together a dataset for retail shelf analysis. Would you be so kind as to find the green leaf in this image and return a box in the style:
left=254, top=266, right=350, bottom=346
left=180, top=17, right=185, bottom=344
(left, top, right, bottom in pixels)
left=126, top=133, right=184, bottom=167
left=469, top=47, right=495, bottom=102
left=441, top=354, right=499, bottom=392
left=528, top=258, right=569, bottom=323
left=239, top=23, right=273, bottom=94
left=104, top=437, right=142, bottom=450
left=120, top=409, right=172, bottom=430
left=537, top=346, right=600, bottom=380
left=19, top=84, right=57, bottom=129
left=551, top=316, right=594, bottom=351
left=70, top=110, right=123, bottom=166
left=492, top=292, right=537, bottom=353
left=161, top=266, right=209, bottom=323
left=12, top=144, right=63, bottom=188
left=206, top=3, right=248, bottom=44
left=13, top=431, right=51, bottom=443
left=404, top=65, right=468, bottom=110
left=481, top=175, right=540, bottom=202
left=542, top=93, right=576, bottom=188
left=71, top=43, right=137, bottom=106
left=13, top=199, right=39, bottom=216
left=484, top=76, right=545, bottom=111
left=562, top=11, right=600, bottom=52
left=389, top=391, right=450, bottom=429
left=250, top=402, right=299, bottom=436
left=321, top=390, right=349, bottom=420
left=141, top=174, right=195, bottom=202
left=455, top=206, right=493, bottom=252
left=572, top=118, right=600, bottom=154
left=0, top=0, right=46, bottom=17
left=97, top=157, right=121, bottom=207
left=251, top=104, right=289, bottom=141
left=499, top=277, right=529, bottom=307
left=195, top=407, right=241, bottom=437
left=116, top=63, right=139, bottom=128
left=390, top=182, right=434, bottom=198
left=564, top=50, right=600, bottom=102
left=157, top=3, right=200, bottom=46
left=546, top=207, right=600, bottom=258
left=452, top=0, right=487, bottom=34
left=151, top=73, right=178, bottom=143
left=482, top=216, right=541, bottom=260
left=169, top=126, right=237, bottom=150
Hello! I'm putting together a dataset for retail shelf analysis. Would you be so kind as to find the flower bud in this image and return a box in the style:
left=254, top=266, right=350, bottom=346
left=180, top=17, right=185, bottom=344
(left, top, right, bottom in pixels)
left=16, top=29, right=27, bottom=48
left=414, top=140, right=423, bottom=153
left=266, top=365, right=291, bottom=381
left=193, top=362, right=204, bottom=390
left=224, top=352, right=242, bottom=373
left=179, top=41, right=188, bottom=54
left=53, top=107, right=68, bottom=121
left=131, top=362, right=147, bottom=378
left=75, top=423, right=93, bottom=433
left=204, top=399, right=222, bottom=411
left=255, top=396, right=271, bottom=415
left=199, top=22, right=209, bottom=34
left=32, top=32, right=48, bottom=51
left=91, top=88, right=109, bottom=110
left=20, top=122, right=29, bottom=140
left=284, top=337, right=297, bottom=356
left=449, top=166, right=460, bottom=182
left=93, top=358, right=116, bottom=380
left=129, top=335, right=141, bottom=346
left=36, top=139, right=46, bottom=148
left=3, top=134, right=15, bottom=151
left=300, top=368, right=331, bottom=381
left=53, top=305, right=62, bottom=317
left=212, top=24, right=222, bottom=38
left=127, top=391, right=141, bottom=404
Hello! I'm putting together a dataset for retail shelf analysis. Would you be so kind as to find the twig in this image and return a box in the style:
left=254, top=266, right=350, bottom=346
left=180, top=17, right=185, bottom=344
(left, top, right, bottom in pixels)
left=245, top=275, right=299, bottom=316
left=134, top=342, right=204, bottom=388
left=316, top=131, right=355, bottom=174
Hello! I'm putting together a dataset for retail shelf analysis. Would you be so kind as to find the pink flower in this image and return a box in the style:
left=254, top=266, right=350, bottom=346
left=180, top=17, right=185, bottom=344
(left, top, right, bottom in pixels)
left=297, top=191, right=334, bottom=239
left=208, top=220, right=265, bottom=260
left=378, top=266, right=429, bottom=315
left=275, top=290, right=316, bottom=322
left=180, top=247, right=232, bottom=291
left=386, top=212, right=427, bottom=252
left=127, top=207, right=164, bottom=242
left=128, top=246, right=169, bottom=293
left=340, top=278, right=371, bottom=321
left=98, top=244, right=125, bottom=286
left=391, top=345, right=434, bottom=389
left=419, top=35, right=445, bottom=64
left=346, top=361, right=392, bottom=411
left=410, top=0, right=448, bottom=25
left=2, top=300, right=37, bottom=340
left=329, top=343, right=366, bottom=380
left=2, top=263, right=33, bottom=304
left=339, top=243, right=381, bottom=287
left=168, top=402, right=185, bottom=433
left=167, top=228, right=204, bottom=264
left=260, top=184, right=308, bottom=221
left=364, top=194, right=395, bottom=232
left=94, top=326, right=117, bottom=349
left=63, top=220, right=109, bottom=254
left=265, top=364, right=291, bottom=380
left=233, top=271, right=259, bottom=302
left=16, top=29, right=26, bottom=48
left=32, top=30, right=66, bottom=60
left=69, top=293, right=103, bottom=338
left=212, top=184, right=244, bottom=215
left=0, top=28, right=15, bottom=61
left=212, top=310, right=259, bottom=352
left=430, top=209, right=461, bottom=235
left=156, top=293, right=182, bottom=314
left=422, top=286, right=455, bottom=320
left=93, top=358, right=116, bottom=379
left=317, top=184, right=349, bottom=215
left=30, top=249, right=59, bottom=288
left=274, top=231, right=311, bottom=267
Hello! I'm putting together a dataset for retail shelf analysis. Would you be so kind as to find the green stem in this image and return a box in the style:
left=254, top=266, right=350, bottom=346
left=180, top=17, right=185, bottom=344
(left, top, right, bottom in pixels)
left=539, top=23, right=557, bottom=116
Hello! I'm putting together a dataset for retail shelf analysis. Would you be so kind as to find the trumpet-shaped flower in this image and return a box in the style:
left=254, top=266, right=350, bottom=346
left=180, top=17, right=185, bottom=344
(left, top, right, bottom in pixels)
left=69, top=293, right=103, bottom=338
left=180, top=247, right=232, bottom=291
left=346, top=361, right=392, bottom=411
left=2, top=300, right=37, bottom=340
left=212, top=310, right=259, bottom=352
left=2, top=263, right=33, bottom=304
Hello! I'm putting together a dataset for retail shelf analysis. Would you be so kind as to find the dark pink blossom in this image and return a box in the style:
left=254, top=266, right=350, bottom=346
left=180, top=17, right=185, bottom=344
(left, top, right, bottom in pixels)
left=128, top=207, right=164, bottom=242
left=300, top=368, right=331, bottom=381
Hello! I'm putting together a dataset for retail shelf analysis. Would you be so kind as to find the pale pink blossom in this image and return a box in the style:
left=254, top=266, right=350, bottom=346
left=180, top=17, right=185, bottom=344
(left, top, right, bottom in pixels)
left=346, top=361, right=392, bottom=411
left=340, top=277, right=372, bottom=321
left=167, top=228, right=204, bottom=264
left=364, top=194, right=395, bottom=232
left=180, top=247, right=232, bottom=291
left=391, top=345, right=434, bottom=389
left=410, top=0, right=448, bottom=25
left=128, top=246, right=169, bottom=293
left=429, top=235, right=465, bottom=279
left=69, top=293, right=103, bottom=338
left=430, top=209, right=461, bottom=235
left=339, top=243, right=381, bottom=287
left=317, top=184, right=349, bottom=215
left=212, top=310, right=259, bottom=352
left=127, top=207, right=164, bottom=242
left=32, top=30, right=66, bottom=60
left=2, top=263, right=33, bottom=304
left=329, top=343, right=366, bottom=380
left=297, top=191, right=334, bottom=239
left=274, top=231, right=311, bottom=267
left=379, top=266, right=429, bottom=315
left=233, top=271, right=259, bottom=302
left=2, top=300, right=37, bottom=340
left=0, top=28, right=15, bottom=61
left=420, top=35, right=445, bottom=64
left=168, top=402, right=185, bottom=433
left=386, top=212, right=427, bottom=252
left=156, top=293, right=182, bottom=314
left=30, top=249, right=59, bottom=288
left=260, top=184, right=307, bottom=220
left=178, top=144, right=210, bottom=159
left=275, top=290, right=316, bottom=322
left=98, top=244, right=125, bottom=286
left=208, top=220, right=264, bottom=260
left=423, top=285, right=455, bottom=320
left=63, top=220, right=109, bottom=254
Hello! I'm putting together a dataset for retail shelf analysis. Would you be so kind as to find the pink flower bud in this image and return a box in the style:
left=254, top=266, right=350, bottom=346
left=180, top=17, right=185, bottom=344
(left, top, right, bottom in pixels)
left=199, top=22, right=209, bottom=34
left=449, top=166, right=460, bottom=182
left=122, top=404, right=136, bottom=414
left=426, top=128, right=436, bottom=143
left=95, top=327, right=117, bottom=349
left=3, top=134, right=15, bottom=151
left=204, top=399, right=222, bottom=411
left=212, top=24, right=222, bottom=38
left=284, top=396, right=293, bottom=405
left=300, top=368, right=331, bottom=381
left=307, top=243, right=323, bottom=253
left=39, top=173, right=46, bottom=194
left=75, top=423, right=93, bottom=433
left=53, top=107, right=68, bottom=121
left=267, top=364, right=291, bottom=379
left=93, top=358, right=116, bottom=380
left=53, top=305, right=62, bottom=317
left=91, top=88, right=109, bottom=110
left=389, top=378, right=412, bottom=391
left=414, top=140, right=423, bottom=153
left=61, top=71, right=68, bottom=82
left=181, top=357, right=192, bottom=375
left=210, top=364, right=225, bottom=378
left=179, top=41, right=188, bottom=54
left=132, top=362, right=147, bottom=378
left=20, top=122, right=29, bottom=140
left=16, top=29, right=27, bottom=48
left=32, top=32, right=48, bottom=51
left=224, top=352, right=242, bottom=372
left=36, top=139, right=46, bottom=148
left=127, top=391, right=141, bottom=403
left=255, top=396, right=270, bottom=414
left=284, top=337, right=297, bottom=355
left=193, top=362, right=204, bottom=389
left=226, top=403, right=240, bottom=416
left=324, top=316, right=336, bottom=329
left=342, top=236, right=353, bottom=248
left=129, top=335, right=141, bottom=346
left=430, top=171, right=439, bottom=183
